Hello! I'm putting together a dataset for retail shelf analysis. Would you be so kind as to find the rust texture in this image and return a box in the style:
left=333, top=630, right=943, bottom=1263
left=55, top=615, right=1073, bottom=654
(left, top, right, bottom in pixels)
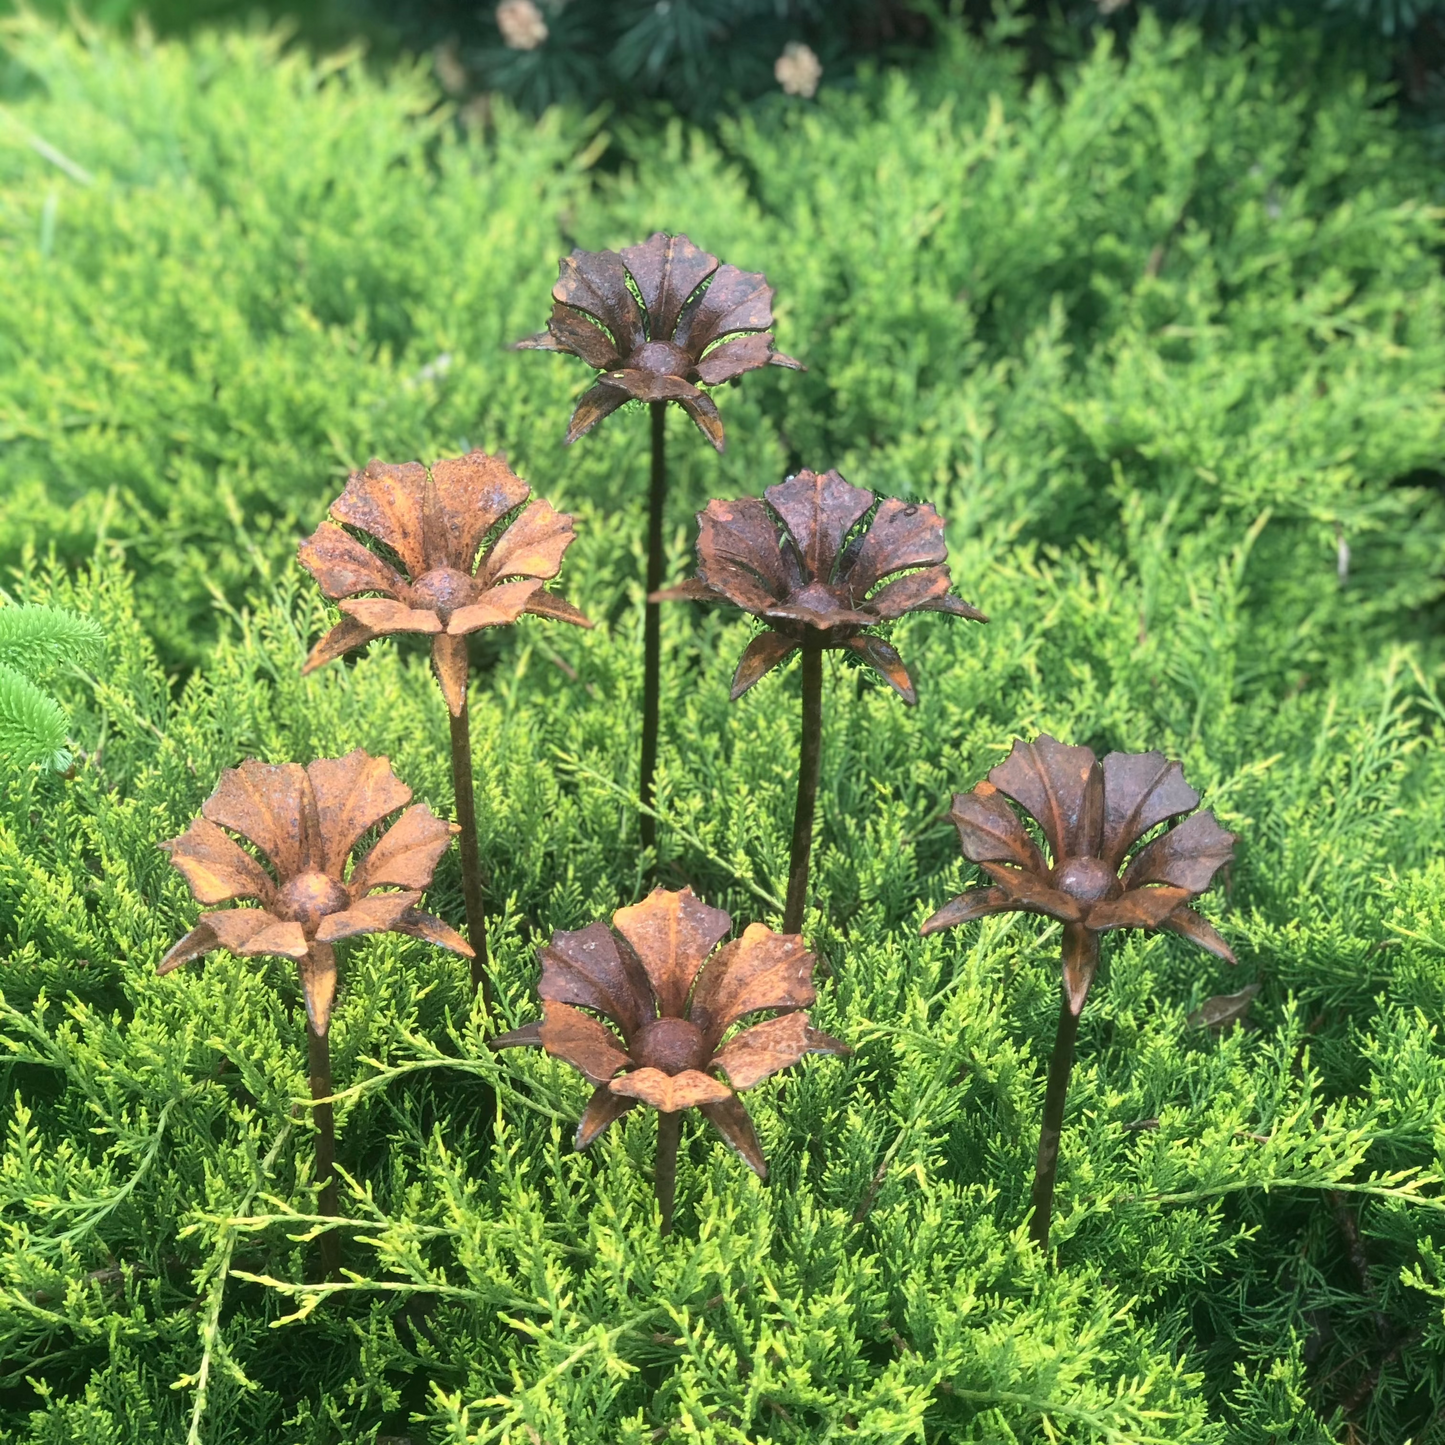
left=158, top=750, right=472, bottom=1034
left=493, top=886, right=847, bottom=1228
left=297, top=449, right=592, bottom=717
left=514, top=231, right=803, bottom=452
left=652, top=468, right=986, bottom=706
left=922, top=735, right=1237, bottom=1012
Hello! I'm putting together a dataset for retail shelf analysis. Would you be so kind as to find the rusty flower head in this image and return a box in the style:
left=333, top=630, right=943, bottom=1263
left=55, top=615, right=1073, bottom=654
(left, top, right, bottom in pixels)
left=299, top=451, right=590, bottom=715
left=654, top=468, right=985, bottom=704
left=514, top=232, right=803, bottom=452
left=159, top=751, right=472, bottom=1034
left=494, top=887, right=847, bottom=1174
left=922, top=736, right=1236, bottom=1012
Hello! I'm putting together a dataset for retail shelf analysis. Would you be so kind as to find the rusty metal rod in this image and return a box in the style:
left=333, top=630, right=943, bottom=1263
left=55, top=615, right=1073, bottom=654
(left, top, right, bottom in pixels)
left=640, top=400, right=666, bottom=859
left=307, top=1016, right=341, bottom=1280
left=656, top=1108, right=682, bottom=1236
left=448, top=679, right=493, bottom=1015
left=783, top=641, right=823, bottom=934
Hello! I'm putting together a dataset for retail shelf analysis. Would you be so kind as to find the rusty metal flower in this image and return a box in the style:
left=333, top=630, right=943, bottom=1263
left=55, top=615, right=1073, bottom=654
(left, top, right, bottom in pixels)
left=158, top=750, right=471, bottom=1275
left=493, top=886, right=847, bottom=1234
left=514, top=232, right=803, bottom=452
left=921, top=734, right=1236, bottom=1248
left=654, top=468, right=985, bottom=706
left=298, top=450, right=589, bottom=717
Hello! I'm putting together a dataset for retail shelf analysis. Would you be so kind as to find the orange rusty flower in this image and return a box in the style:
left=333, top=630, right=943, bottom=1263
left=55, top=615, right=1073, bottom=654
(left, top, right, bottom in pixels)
left=514, top=232, right=803, bottom=452
left=158, top=750, right=472, bottom=1036
left=494, top=887, right=846, bottom=1229
left=654, top=468, right=985, bottom=705
left=298, top=450, right=590, bottom=716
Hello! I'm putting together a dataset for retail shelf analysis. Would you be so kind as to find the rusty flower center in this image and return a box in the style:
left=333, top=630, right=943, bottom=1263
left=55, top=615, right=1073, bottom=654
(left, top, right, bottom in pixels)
left=411, top=567, right=477, bottom=623
left=627, top=340, right=693, bottom=377
left=633, top=1017, right=707, bottom=1076
left=1051, top=856, right=1123, bottom=906
left=278, top=871, right=350, bottom=935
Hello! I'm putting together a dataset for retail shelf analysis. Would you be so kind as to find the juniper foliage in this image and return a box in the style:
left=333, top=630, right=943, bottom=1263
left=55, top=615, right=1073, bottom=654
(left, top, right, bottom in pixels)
left=0, top=603, right=104, bottom=770
left=1, top=12, right=1445, bottom=1445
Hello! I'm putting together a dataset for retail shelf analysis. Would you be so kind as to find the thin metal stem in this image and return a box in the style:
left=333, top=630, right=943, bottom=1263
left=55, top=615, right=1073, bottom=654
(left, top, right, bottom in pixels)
left=783, top=641, right=824, bottom=934
left=448, top=681, right=492, bottom=1016
left=656, top=1109, right=682, bottom=1237
left=640, top=399, right=666, bottom=859
left=307, top=1017, right=340, bottom=1280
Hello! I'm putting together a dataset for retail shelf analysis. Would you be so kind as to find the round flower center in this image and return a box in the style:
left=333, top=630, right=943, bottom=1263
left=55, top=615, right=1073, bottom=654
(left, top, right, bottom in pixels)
left=411, top=567, right=477, bottom=623
left=277, top=870, right=350, bottom=936
left=1050, top=855, right=1123, bottom=906
left=633, top=1017, right=707, bottom=1076
left=626, top=340, right=692, bottom=377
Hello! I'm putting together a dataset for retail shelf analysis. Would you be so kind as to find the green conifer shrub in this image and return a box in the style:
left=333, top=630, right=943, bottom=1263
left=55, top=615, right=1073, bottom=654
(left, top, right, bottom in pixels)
left=0, top=602, right=104, bottom=770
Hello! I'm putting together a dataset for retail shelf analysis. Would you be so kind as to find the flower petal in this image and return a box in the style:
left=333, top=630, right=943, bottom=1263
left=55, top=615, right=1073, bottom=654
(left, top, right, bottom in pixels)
left=840, top=635, right=917, bottom=704
left=426, top=451, right=532, bottom=575
left=919, top=887, right=1014, bottom=935
left=306, top=750, right=412, bottom=880
left=199, top=908, right=293, bottom=959
left=697, top=496, right=792, bottom=605
left=1100, top=751, right=1201, bottom=870
left=231, top=917, right=310, bottom=960
left=491, top=1018, right=544, bottom=1050
left=1085, top=886, right=1193, bottom=932
left=394, top=908, right=474, bottom=958
left=699, top=1094, right=767, bottom=1177
left=339, top=598, right=442, bottom=635
left=202, top=761, right=310, bottom=878
left=298, top=523, right=407, bottom=602
left=866, top=565, right=985, bottom=622
left=480, top=498, right=577, bottom=585
left=161, top=817, right=276, bottom=906
left=431, top=633, right=469, bottom=717
left=696, top=332, right=775, bottom=385
left=988, top=736, right=1104, bottom=865
left=1162, top=905, right=1236, bottom=964
left=613, top=886, right=732, bottom=1021
left=841, top=498, right=948, bottom=594
left=730, top=632, right=797, bottom=700
left=565, top=380, right=631, bottom=444
left=157, top=910, right=275, bottom=975
left=350, top=802, right=458, bottom=893
left=598, top=368, right=702, bottom=405
left=329, top=459, right=429, bottom=579
left=314, top=890, right=420, bottom=943
left=949, top=784, right=1047, bottom=872
left=767, top=350, right=806, bottom=371
left=523, top=591, right=594, bottom=628
left=540, top=1001, right=632, bottom=1086
left=447, top=579, right=545, bottom=635
left=767, top=582, right=874, bottom=631
left=536, top=301, right=621, bottom=369
left=710, top=1011, right=849, bottom=1091
left=302, top=615, right=382, bottom=674
left=674, top=264, right=774, bottom=353
left=650, top=579, right=721, bottom=605
left=298, top=941, right=337, bottom=1036
left=765, top=470, right=874, bottom=585
left=575, top=1085, right=637, bottom=1150
left=977, top=861, right=1085, bottom=923
left=537, top=919, right=655, bottom=1043
left=553, top=247, right=647, bottom=354
left=689, top=923, right=817, bottom=1051
left=608, top=1067, right=732, bottom=1111
left=1120, top=809, right=1235, bottom=894
left=620, top=232, right=719, bottom=342
left=679, top=391, right=725, bottom=452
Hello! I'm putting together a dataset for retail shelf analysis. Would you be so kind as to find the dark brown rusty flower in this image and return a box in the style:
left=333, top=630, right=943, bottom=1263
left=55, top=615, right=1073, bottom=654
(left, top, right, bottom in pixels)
left=494, top=886, right=846, bottom=1220
left=158, top=750, right=471, bottom=1035
left=514, top=232, right=803, bottom=452
left=922, top=735, right=1236, bottom=1011
left=298, top=450, right=591, bottom=716
left=654, top=468, right=985, bottom=706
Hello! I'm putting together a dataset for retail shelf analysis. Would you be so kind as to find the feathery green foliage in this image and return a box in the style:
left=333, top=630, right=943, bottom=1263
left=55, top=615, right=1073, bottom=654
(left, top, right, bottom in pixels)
left=0, top=603, right=103, bottom=769
left=1, top=11, right=1445, bottom=1444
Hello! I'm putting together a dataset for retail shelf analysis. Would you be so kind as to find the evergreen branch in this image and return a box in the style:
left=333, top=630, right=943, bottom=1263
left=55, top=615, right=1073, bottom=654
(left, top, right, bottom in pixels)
left=0, top=603, right=104, bottom=674
left=0, top=662, right=70, bottom=769
left=939, top=1384, right=1183, bottom=1445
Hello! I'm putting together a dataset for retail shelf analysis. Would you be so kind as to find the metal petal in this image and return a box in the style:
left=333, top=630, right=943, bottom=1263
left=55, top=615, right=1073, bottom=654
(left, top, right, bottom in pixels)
left=1187, top=984, right=1258, bottom=1031
left=840, top=498, right=948, bottom=594
left=575, top=1085, right=637, bottom=1150
left=674, top=264, right=775, bottom=354
left=232, top=918, right=310, bottom=960
left=1162, top=905, right=1237, bottom=964
left=565, top=380, right=631, bottom=444
left=537, top=919, right=656, bottom=1044
left=157, top=913, right=263, bottom=975
left=612, top=886, right=732, bottom=1021
left=597, top=369, right=703, bottom=405
left=298, top=523, right=407, bottom=602
left=329, top=459, right=429, bottom=580
left=710, top=1011, right=849, bottom=1091
left=491, top=1018, right=544, bottom=1050
left=649, top=579, right=722, bottom=605
left=977, top=861, right=1085, bottom=923
left=349, top=803, right=457, bottom=893
left=679, top=391, right=725, bottom=452
left=988, top=736, right=1105, bottom=866
left=699, top=1094, right=767, bottom=1178
left=540, top=301, right=621, bottom=369
left=1085, top=885, right=1193, bottom=932
left=425, top=451, right=532, bottom=575
left=919, top=887, right=1013, bottom=935
left=298, top=942, right=338, bottom=1036
left=840, top=635, right=917, bottom=705
left=730, top=632, right=797, bottom=700
left=523, top=591, right=594, bottom=628
left=539, top=1001, right=632, bottom=1086
left=339, top=598, right=443, bottom=635
left=202, top=761, right=311, bottom=879
left=161, top=817, right=276, bottom=906
left=446, top=579, right=545, bottom=635
left=949, top=784, right=1047, bottom=871
left=393, top=908, right=474, bottom=958
left=302, top=615, right=382, bottom=674
left=199, top=908, right=293, bottom=960
left=764, top=469, right=874, bottom=584
left=431, top=634, right=469, bottom=717
left=1120, top=810, right=1235, bottom=895
left=607, top=1067, right=732, bottom=1111
left=1100, top=751, right=1201, bottom=870
left=697, top=496, right=789, bottom=608
left=306, top=750, right=412, bottom=880
left=553, top=247, right=647, bottom=354
left=620, top=232, right=719, bottom=341
left=314, top=890, right=420, bottom=943
left=480, top=499, right=576, bottom=585
left=689, top=923, right=817, bottom=1052
left=866, top=565, right=985, bottom=622
left=695, top=332, right=775, bottom=385
left=767, top=350, right=806, bottom=371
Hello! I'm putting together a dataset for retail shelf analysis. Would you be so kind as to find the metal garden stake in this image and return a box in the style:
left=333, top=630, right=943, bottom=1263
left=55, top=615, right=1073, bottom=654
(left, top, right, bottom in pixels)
left=515, top=233, right=802, bottom=857
left=297, top=450, right=591, bottom=1015
left=158, top=751, right=472, bottom=1277
left=493, top=886, right=847, bottom=1235
left=655, top=468, right=985, bottom=932
left=922, top=735, right=1237, bottom=1251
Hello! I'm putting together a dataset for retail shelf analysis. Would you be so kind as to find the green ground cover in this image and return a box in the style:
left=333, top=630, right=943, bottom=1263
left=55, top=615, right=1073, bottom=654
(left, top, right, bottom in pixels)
left=2, top=12, right=1445, bottom=1442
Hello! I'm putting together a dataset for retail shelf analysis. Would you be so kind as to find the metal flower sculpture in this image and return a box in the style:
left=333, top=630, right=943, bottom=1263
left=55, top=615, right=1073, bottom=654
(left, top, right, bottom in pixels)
left=158, top=750, right=471, bottom=1275
left=921, top=735, right=1237, bottom=1249
left=515, top=232, right=803, bottom=856
left=654, top=468, right=985, bottom=931
left=493, top=886, right=847, bottom=1235
left=298, top=450, right=590, bottom=1013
